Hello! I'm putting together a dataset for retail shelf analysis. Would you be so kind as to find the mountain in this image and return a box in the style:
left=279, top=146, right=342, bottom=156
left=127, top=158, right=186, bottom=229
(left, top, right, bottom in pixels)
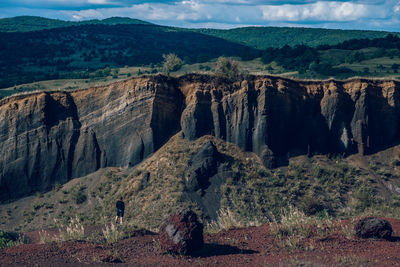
left=0, top=16, right=151, bottom=32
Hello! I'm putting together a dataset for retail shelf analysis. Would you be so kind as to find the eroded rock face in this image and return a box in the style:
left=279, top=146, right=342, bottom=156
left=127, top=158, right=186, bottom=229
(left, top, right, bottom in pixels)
left=0, top=76, right=183, bottom=200
left=159, top=209, right=204, bottom=255
left=1, top=74, right=400, bottom=201
left=179, top=76, right=400, bottom=166
left=355, top=217, right=393, bottom=239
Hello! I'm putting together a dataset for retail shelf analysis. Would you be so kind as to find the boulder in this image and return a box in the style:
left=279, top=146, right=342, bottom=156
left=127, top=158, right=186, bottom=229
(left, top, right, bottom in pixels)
left=159, top=209, right=204, bottom=255
left=355, top=217, right=392, bottom=239
left=185, top=141, right=221, bottom=192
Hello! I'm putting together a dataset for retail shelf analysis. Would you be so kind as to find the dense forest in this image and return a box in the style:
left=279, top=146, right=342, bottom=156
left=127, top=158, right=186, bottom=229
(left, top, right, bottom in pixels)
left=196, top=27, right=398, bottom=49
left=0, top=24, right=257, bottom=88
left=0, top=16, right=151, bottom=32
left=0, top=16, right=399, bottom=88
left=261, top=34, right=400, bottom=77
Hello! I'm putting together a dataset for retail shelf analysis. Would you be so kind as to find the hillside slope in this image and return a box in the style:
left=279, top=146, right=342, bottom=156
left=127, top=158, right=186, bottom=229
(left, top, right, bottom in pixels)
left=1, top=132, right=400, bottom=234
left=197, top=27, right=399, bottom=49
left=0, top=16, right=151, bottom=32
left=1, top=16, right=397, bottom=48
left=0, top=24, right=256, bottom=88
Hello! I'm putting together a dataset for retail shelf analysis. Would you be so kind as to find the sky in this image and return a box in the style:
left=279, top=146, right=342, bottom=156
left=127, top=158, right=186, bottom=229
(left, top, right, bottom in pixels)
left=0, top=0, right=400, bottom=31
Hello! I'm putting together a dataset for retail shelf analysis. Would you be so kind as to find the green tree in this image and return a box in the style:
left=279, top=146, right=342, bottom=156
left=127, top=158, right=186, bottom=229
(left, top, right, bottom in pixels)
left=112, top=68, right=119, bottom=78
left=214, top=57, right=241, bottom=81
left=162, top=53, right=183, bottom=76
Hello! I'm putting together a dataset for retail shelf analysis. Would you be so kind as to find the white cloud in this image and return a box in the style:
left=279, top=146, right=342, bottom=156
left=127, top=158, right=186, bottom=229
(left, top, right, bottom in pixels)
left=66, top=9, right=104, bottom=20
left=87, top=0, right=109, bottom=4
left=394, top=0, right=400, bottom=12
left=260, top=1, right=374, bottom=21
left=1, top=0, right=400, bottom=31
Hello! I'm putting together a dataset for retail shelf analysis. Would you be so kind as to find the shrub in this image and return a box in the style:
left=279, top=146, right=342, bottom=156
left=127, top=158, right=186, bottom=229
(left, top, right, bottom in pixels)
left=214, top=57, right=241, bottom=81
left=353, top=184, right=375, bottom=211
left=102, top=223, right=124, bottom=244
left=270, top=206, right=339, bottom=250
left=162, top=53, right=183, bottom=75
left=74, top=190, right=87, bottom=204
left=57, top=216, right=85, bottom=241
left=300, top=195, right=326, bottom=216
left=0, top=231, right=25, bottom=248
left=205, top=208, right=263, bottom=233
left=52, top=182, right=63, bottom=191
left=39, top=230, right=54, bottom=244
left=71, top=185, right=87, bottom=204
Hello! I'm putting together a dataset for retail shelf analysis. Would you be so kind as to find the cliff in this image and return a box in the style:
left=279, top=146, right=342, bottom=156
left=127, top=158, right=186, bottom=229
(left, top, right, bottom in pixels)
left=1, top=74, right=399, bottom=200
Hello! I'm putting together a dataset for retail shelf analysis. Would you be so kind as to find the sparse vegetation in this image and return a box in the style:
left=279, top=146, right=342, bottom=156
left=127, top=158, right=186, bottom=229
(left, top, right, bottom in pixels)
left=206, top=208, right=263, bottom=233
left=57, top=216, right=85, bottom=242
left=101, top=223, right=126, bottom=244
left=0, top=231, right=26, bottom=248
left=270, top=206, right=354, bottom=250
left=70, top=184, right=87, bottom=204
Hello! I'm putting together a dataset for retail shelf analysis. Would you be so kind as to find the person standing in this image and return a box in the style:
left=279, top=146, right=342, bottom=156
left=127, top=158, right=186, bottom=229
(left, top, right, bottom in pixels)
left=115, top=196, right=125, bottom=225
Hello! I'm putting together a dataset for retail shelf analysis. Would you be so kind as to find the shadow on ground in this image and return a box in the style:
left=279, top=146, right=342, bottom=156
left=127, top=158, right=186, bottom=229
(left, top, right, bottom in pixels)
left=192, top=243, right=258, bottom=257
left=389, top=236, right=400, bottom=242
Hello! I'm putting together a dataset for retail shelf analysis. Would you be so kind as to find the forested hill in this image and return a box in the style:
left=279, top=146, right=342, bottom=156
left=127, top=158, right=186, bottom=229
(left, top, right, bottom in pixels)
left=197, top=27, right=399, bottom=49
left=0, top=16, right=152, bottom=32
left=1, top=16, right=399, bottom=49
left=0, top=24, right=257, bottom=88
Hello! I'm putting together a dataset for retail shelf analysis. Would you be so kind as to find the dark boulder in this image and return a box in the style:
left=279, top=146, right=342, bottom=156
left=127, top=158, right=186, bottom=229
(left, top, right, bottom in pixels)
left=185, top=141, right=221, bottom=192
left=355, top=217, right=392, bottom=239
left=159, top=209, right=204, bottom=255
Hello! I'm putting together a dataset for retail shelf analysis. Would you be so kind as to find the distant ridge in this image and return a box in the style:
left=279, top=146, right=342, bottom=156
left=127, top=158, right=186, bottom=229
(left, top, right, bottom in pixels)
left=0, top=16, right=152, bottom=32
left=197, top=27, right=399, bottom=49
left=1, top=16, right=399, bottom=49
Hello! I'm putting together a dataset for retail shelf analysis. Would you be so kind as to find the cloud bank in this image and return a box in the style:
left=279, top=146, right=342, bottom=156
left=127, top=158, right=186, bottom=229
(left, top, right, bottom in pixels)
left=0, top=0, right=399, bottom=31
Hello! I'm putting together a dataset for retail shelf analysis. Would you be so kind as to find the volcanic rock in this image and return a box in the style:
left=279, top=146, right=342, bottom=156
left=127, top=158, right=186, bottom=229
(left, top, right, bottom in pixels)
left=185, top=141, right=221, bottom=192
left=159, top=209, right=204, bottom=255
left=0, top=76, right=183, bottom=201
left=355, top=217, right=392, bottom=239
left=2, top=74, right=400, bottom=201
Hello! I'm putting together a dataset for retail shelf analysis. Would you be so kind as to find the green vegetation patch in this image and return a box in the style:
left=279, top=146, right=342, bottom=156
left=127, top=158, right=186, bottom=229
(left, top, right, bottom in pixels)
left=0, top=231, right=27, bottom=249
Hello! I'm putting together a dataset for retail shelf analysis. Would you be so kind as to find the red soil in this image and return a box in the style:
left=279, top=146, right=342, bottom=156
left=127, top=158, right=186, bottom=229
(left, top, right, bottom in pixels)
left=1, top=218, right=400, bottom=266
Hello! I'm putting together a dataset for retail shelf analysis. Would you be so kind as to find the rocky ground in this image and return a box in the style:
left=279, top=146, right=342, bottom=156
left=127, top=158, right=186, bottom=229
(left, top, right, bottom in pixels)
left=1, top=218, right=400, bottom=266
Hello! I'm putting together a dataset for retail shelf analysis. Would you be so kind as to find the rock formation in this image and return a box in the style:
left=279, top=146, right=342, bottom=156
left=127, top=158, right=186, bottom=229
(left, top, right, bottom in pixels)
left=1, top=74, right=400, bottom=201
left=159, top=209, right=204, bottom=255
left=0, top=76, right=183, bottom=200
left=183, top=141, right=225, bottom=220
left=355, top=217, right=393, bottom=239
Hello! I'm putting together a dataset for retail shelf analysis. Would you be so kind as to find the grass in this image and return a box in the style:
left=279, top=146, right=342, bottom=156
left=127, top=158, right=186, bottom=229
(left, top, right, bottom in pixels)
left=57, top=216, right=85, bottom=241
left=0, top=231, right=28, bottom=248
left=101, top=223, right=125, bottom=244
left=270, top=206, right=355, bottom=250
left=334, top=255, right=371, bottom=266
left=2, top=52, right=399, bottom=100
left=205, top=208, right=264, bottom=233
left=2, top=133, right=400, bottom=234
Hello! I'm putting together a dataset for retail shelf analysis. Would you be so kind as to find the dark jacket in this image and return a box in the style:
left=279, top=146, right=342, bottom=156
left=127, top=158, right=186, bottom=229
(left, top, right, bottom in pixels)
left=116, top=200, right=125, bottom=211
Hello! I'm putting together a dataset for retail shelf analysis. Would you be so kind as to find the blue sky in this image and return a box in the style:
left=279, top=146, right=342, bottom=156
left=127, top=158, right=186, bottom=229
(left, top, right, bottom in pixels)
left=0, top=0, right=400, bottom=31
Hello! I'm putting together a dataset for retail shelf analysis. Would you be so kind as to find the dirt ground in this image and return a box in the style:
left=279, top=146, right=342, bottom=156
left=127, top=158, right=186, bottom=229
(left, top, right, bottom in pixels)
left=1, top=218, right=400, bottom=266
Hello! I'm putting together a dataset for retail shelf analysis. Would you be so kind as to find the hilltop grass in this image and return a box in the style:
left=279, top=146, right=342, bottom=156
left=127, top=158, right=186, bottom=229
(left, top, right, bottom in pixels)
left=2, top=52, right=399, bottom=100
